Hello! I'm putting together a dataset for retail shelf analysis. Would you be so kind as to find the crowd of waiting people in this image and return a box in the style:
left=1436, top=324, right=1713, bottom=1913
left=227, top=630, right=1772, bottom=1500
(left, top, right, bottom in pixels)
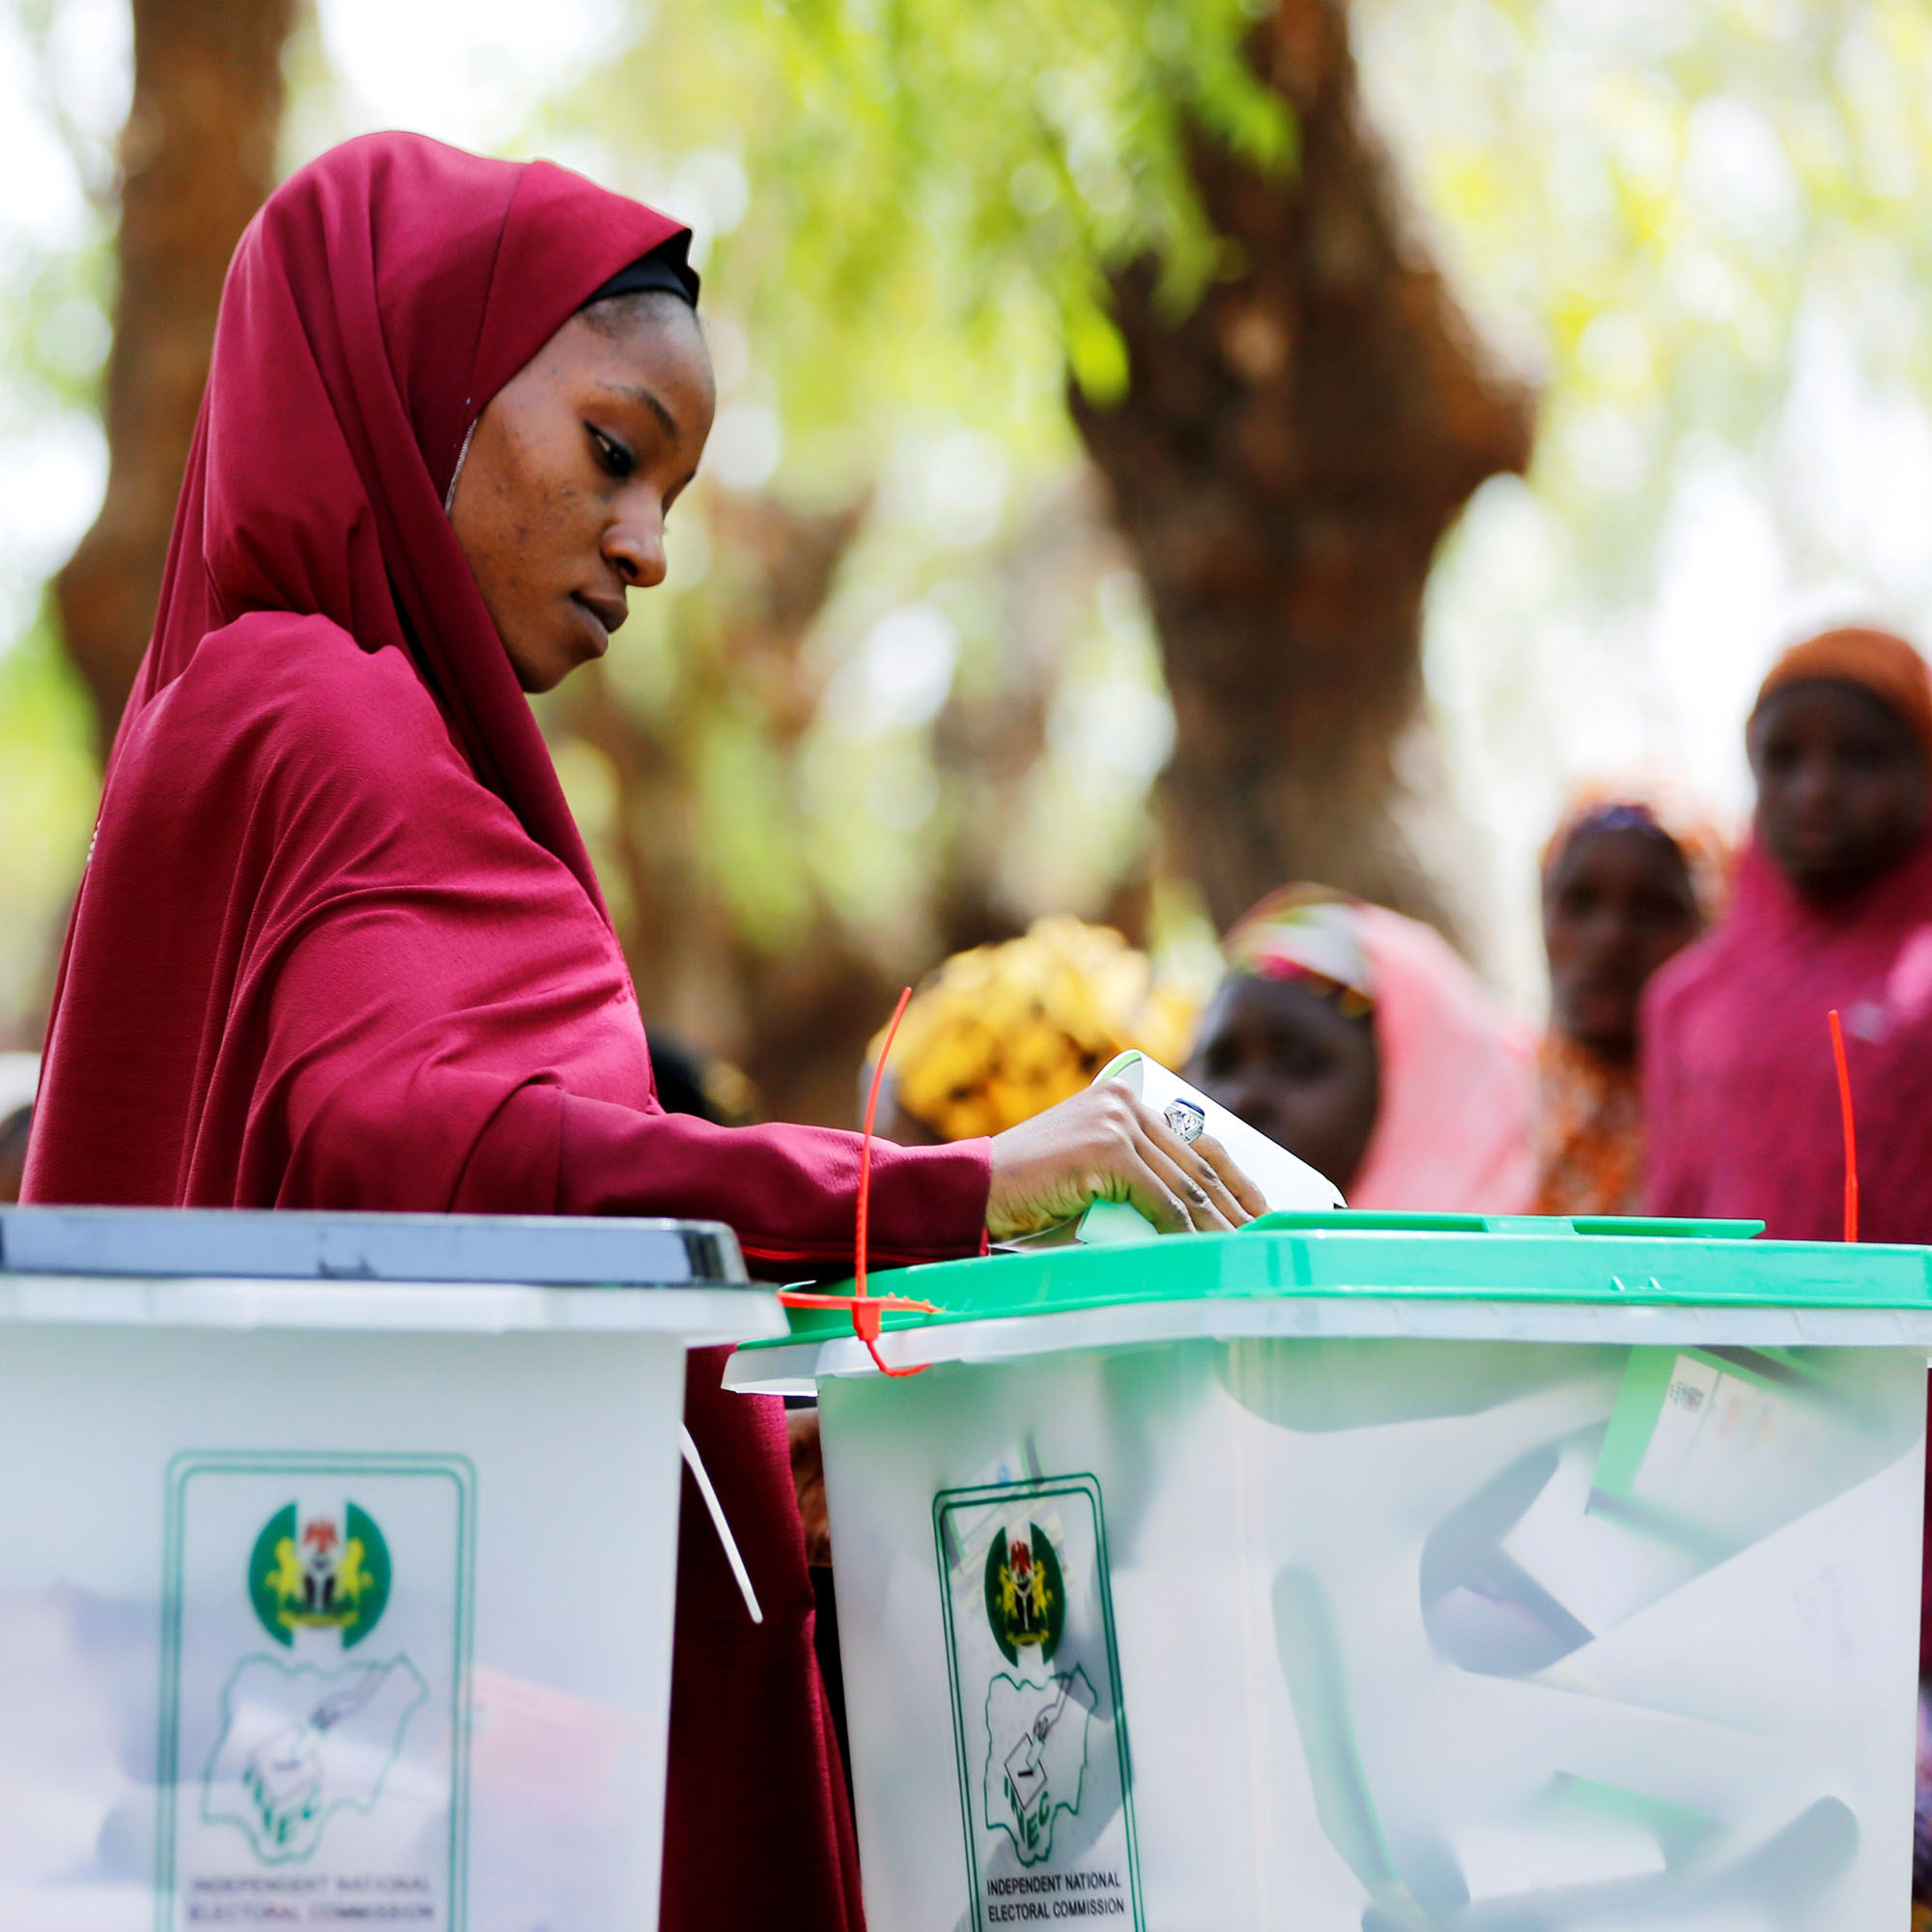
left=871, top=622, right=1932, bottom=1251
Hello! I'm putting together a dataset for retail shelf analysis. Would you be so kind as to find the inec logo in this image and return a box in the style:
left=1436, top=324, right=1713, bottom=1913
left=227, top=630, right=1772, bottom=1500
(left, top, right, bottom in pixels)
left=983, top=1521, right=1065, bottom=1665
left=981, top=1520, right=1091, bottom=1864
left=248, top=1502, right=392, bottom=1649
left=210, top=1499, right=422, bottom=1862
left=935, top=1475, right=1140, bottom=1918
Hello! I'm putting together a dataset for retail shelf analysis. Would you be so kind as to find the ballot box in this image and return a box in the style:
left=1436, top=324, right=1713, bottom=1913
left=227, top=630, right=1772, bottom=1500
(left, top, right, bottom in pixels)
left=0, top=1206, right=783, bottom=1932
left=730, top=1212, right=1932, bottom=1931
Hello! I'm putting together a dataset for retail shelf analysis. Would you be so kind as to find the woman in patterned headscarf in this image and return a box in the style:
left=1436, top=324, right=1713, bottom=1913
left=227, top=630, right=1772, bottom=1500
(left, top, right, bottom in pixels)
left=1187, top=886, right=1536, bottom=1209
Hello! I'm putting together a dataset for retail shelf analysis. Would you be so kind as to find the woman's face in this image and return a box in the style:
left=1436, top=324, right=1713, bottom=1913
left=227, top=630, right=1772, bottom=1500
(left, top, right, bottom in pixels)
left=1543, top=823, right=1703, bottom=1064
left=448, top=295, right=715, bottom=693
left=1748, top=678, right=1930, bottom=901
left=1186, top=974, right=1380, bottom=1192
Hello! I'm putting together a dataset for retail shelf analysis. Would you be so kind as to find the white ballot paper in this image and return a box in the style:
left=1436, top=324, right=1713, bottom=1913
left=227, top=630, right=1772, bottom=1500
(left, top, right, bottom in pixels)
left=1070, top=1050, right=1344, bottom=1243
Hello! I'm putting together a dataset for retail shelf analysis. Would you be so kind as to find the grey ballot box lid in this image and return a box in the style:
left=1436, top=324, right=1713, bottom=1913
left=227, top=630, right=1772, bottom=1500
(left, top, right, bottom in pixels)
left=0, top=1207, right=749, bottom=1289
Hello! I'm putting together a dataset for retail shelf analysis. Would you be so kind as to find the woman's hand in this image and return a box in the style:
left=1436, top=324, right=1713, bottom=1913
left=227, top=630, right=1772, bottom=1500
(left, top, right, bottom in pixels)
left=985, top=1083, right=1268, bottom=1241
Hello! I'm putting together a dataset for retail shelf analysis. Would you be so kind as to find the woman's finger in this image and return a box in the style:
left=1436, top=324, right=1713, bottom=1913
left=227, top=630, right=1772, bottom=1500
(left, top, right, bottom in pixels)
left=1130, top=1126, right=1240, bottom=1233
left=1191, top=1132, right=1269, bottom=1218
left=1131, top=1099, right=1255, bottom=1226
left=1105, top=1140, right=1193, bottom=1234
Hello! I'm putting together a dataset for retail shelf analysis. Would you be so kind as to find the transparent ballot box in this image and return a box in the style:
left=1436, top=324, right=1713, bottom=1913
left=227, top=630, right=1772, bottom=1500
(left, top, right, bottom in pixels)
left=731, top=1212, right=1932, bottom=1931
left=0, top=1206, right=783, bottom=1932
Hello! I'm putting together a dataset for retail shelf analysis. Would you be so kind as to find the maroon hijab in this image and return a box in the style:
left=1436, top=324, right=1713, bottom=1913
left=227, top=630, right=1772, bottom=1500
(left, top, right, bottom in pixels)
left=1643, top=833, right=1932, bottom=1239
left=127, top=131, right=672, bottom=901
left=27, top=131, right=994, bottom=1927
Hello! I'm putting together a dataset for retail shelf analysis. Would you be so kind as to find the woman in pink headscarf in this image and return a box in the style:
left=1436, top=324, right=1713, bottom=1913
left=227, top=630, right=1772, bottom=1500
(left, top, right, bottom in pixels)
left=1187, top=886, right=1537, bottom=1211
left=1644, top=626, right=1932, bottom=1242
left=21, top=132, right=1264, bottom=1927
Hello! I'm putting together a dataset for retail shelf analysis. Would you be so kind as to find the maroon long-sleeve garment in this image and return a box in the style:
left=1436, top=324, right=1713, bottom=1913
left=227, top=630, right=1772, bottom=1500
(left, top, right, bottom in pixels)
left=25, top=132, right=990, bottom=1929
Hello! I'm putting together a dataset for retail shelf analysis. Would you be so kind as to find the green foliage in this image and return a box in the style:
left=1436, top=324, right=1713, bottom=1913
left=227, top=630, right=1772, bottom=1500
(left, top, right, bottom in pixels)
left=509, top=0, right=1290, bottom=984
left=712, top=0, right=1292, bottom=402
left=1365, top=0, right=1932, bottom=597
left=544, top=0, right=1292, bottom=459
left=1351, top=0, right=1932, bottom=991
left=0, top=610, right=96, bottom=1037
left=0, top=10, right=114, bottom=1040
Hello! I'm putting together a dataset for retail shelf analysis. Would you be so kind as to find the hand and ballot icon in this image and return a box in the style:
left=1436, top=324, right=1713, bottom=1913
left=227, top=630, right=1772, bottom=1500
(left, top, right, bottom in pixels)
left=985, top=1667, right=1094, bottom=1863
left=205, top=1653, right=430, bottom=1861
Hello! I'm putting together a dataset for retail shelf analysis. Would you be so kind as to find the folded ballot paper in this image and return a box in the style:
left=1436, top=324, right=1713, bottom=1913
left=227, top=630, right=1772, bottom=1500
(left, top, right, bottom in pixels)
left=1055, top=1050, right=1344, bottom=1245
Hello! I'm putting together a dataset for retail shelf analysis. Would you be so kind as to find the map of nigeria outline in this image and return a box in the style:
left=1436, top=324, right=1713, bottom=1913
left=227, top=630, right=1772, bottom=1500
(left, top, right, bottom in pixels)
left=983, top=1665, right=1094, bottom=1864
left=203, top=1654, right=429, bottom=1861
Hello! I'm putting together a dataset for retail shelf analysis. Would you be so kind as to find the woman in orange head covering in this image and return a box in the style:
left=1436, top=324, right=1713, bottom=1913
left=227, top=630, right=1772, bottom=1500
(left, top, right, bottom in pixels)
left=1645, top=628, right=1932, bottom=1818
left=1644, top=625, right=1932, bottom=1240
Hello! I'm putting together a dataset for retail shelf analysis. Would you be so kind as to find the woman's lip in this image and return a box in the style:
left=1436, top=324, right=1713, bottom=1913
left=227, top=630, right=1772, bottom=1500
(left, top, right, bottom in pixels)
left=1782, top=835, right=1846, bottom=868
left=569, top=595, right=612, bottom=658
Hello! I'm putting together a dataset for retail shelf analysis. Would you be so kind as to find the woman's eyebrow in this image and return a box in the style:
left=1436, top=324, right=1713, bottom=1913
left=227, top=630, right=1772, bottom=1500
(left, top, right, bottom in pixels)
left=595, top=383, right=680, bottom=444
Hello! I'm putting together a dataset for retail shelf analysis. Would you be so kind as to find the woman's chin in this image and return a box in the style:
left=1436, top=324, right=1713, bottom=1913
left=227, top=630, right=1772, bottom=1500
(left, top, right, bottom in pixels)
left=503, top=636, right=580, bottom=694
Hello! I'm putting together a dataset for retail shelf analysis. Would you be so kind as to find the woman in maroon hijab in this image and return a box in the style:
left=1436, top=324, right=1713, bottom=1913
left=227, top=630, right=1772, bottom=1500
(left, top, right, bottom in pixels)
left=22, top=133, right=1261, bottom=1928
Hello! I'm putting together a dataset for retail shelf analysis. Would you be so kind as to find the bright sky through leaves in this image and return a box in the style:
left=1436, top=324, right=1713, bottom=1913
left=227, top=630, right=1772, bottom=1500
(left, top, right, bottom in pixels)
left=4, top=0, right=1932, bottom=1035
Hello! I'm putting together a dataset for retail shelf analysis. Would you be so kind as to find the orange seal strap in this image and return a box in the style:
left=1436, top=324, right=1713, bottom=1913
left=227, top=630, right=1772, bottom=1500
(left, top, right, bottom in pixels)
left=1829, top=1008, right=1859, bottom=1243
left=775, top=986, right=939, bottom=1376
left=776, top=1291, right=942, bottom=1317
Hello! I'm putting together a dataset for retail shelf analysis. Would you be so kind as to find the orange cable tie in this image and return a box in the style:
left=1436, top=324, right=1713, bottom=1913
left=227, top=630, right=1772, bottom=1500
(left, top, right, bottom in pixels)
left=856, top=985, right=924, bottom=1376
left=1829, top=1008, right=1859, bottom=1244
left=775, top=1291, right=941, bottom=1315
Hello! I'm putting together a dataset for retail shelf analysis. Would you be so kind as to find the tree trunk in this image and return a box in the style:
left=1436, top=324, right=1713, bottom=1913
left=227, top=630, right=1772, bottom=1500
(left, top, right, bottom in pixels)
left=55, top=0, right=296, bottom=745
left=1072, top=0, right=1534, bottom=941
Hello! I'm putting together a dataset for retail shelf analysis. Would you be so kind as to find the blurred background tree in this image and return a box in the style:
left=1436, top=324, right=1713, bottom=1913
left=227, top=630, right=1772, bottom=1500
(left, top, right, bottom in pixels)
left=54, top=0, right=291, bottom=739
left=505, top=0, right=1534, bottom=1113
left=5, top=0, right=1932, bottom=1122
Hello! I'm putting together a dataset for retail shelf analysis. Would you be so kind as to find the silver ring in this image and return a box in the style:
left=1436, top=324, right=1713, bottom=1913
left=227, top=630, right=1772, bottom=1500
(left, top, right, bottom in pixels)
left=1163, top=1098, right=1206, bottom=1145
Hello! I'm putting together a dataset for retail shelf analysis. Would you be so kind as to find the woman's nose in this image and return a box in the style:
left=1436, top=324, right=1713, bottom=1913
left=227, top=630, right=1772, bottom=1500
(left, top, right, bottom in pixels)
left=605, top=504, right=668, bottom=590
left=1787, top=761, right=1839, bottom=816
left=1215, top=1073, right=1277, bottom=1137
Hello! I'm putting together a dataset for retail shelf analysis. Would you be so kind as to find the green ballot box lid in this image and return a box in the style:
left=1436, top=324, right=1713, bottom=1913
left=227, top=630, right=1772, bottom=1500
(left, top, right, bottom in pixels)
left=729, top=1212, right=1932, bottom=1389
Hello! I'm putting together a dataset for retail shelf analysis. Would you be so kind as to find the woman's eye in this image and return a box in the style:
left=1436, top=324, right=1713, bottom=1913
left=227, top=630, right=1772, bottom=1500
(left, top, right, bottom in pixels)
left=1278, top=1044, right=1333, bottom=1082
left=587, top=425, right=634, bottom=478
